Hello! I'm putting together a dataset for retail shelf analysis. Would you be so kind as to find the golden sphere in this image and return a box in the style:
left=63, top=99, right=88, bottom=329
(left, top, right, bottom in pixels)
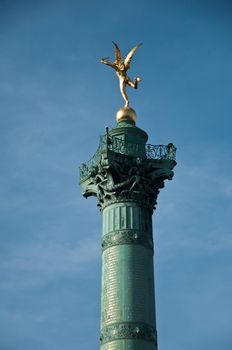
left=116, top=107, right=137, bottom=123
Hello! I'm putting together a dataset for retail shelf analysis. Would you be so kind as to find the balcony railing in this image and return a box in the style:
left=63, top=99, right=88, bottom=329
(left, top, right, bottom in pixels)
left=79, top=136, right=176, bottom=182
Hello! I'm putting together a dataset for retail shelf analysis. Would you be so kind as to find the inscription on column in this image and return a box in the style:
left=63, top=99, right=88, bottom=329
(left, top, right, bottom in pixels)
left=101, top=202, right=156, bottom=348
left=101, top=245, right=156, bottom=327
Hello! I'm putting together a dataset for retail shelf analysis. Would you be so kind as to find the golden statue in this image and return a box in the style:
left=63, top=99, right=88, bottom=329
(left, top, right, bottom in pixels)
left=101, top=42, right=142, bottom=107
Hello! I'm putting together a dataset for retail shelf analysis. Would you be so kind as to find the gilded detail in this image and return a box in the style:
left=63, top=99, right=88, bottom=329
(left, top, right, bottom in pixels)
left=100, top=42, right=142, bottom=108
left=100, top=322, right=157, bottom=345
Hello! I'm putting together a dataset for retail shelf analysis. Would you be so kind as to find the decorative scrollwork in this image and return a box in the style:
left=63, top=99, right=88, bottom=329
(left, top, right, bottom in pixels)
left=79, top=135, right=176, bottom=183
left=79, top=135, right=107, bottom=181
left=100, top=322, right=157, bottom=345
left=102, top=230, right=153, bottom=252
left=79, top=133, right=176, bottom=211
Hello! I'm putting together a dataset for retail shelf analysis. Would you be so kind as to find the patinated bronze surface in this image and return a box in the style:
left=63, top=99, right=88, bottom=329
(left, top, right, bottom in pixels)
left=80, top=46, right=177, bottom=349
left=80, top=113, right=177, bottom=349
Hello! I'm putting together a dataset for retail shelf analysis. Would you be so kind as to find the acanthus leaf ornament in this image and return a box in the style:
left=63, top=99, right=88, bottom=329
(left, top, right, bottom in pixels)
left=80, top=134, right=176, bottom=211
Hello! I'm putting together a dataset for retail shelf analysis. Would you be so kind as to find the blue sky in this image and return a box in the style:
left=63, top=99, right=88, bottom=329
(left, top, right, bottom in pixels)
left=0, top=0, right=232, bottom=349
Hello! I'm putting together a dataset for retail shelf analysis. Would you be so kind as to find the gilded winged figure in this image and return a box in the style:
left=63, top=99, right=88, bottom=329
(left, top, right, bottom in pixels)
left=100, top=42, right=142, bottom=107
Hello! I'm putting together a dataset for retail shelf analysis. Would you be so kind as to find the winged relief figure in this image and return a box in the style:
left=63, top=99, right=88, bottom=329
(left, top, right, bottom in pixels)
left=100, top=42, right=142, bottom=107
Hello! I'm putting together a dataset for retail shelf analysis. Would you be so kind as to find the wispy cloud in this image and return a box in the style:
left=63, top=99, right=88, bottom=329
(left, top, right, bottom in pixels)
left=155, top=151, right=232, bottom=262
left=0, top=235, right=100, bottom=291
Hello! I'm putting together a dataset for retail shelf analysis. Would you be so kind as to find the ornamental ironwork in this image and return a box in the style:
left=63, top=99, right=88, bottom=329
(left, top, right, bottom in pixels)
left=79, top=135, right=176, bottom=182
left=79, top=135, right=107, bottom=181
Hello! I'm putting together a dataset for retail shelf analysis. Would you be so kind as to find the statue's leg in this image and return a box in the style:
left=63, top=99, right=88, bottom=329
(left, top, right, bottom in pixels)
left=127, top=77, right=141, bottom=89
left=119, top=78, right=129, bottom=107
left=127, top=78, right=136, bottom=88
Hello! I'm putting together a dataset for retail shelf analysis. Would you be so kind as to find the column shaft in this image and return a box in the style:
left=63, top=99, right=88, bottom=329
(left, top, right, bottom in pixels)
left=100, top=202, right=157, bottom=350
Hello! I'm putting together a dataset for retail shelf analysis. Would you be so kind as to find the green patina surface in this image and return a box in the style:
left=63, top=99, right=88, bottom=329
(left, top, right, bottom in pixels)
left=80, top=117, right=176, bottom=350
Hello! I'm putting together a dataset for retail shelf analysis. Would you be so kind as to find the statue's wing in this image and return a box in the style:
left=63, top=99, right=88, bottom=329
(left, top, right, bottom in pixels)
left=112, top=41, right=122, bottom=66
left=124, top=43, right=142, bottom=70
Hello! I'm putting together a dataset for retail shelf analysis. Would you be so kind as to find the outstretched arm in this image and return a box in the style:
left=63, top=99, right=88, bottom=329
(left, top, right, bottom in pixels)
left=100, top=58, right=116, bottom=69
